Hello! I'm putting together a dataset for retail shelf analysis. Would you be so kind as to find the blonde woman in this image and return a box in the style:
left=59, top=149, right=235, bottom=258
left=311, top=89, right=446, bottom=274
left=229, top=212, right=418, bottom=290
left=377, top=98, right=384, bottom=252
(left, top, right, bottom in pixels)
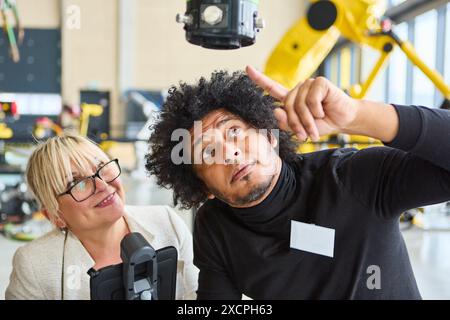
left=5, top=134, right=198, bottom=300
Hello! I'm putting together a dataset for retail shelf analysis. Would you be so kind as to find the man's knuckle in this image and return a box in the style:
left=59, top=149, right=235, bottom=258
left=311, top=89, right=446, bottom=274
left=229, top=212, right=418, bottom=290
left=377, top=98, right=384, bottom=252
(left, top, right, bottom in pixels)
left=304, top=122, right=315, bottom=130
left=306, top=96, right=317, bottom=106
left=288, top=119, right=298, bottom=128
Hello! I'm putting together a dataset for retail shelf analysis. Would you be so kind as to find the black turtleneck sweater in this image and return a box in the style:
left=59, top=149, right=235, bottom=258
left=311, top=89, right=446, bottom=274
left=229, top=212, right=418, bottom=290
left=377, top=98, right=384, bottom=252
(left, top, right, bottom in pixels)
left=193, top=105, right=450, bottom=300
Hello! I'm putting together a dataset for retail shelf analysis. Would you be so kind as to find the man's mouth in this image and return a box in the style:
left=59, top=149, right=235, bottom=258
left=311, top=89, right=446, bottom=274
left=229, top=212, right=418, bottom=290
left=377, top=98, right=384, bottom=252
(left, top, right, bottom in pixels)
left=95, top=192, right=116, bottom=208
left=231, top=163, right=255, bottom=183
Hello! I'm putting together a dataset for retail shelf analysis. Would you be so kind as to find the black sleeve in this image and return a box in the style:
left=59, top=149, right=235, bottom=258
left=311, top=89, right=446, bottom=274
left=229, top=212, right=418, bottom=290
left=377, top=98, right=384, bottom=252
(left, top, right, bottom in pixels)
left=336, top=104, right=450, bottom=219
left=193, top=209, right=242, bottom=300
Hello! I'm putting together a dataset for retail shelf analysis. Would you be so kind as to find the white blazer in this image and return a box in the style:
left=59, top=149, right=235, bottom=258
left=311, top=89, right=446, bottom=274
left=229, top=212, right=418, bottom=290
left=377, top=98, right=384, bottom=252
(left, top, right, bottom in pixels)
left=5, top=205, right=199, bottom=300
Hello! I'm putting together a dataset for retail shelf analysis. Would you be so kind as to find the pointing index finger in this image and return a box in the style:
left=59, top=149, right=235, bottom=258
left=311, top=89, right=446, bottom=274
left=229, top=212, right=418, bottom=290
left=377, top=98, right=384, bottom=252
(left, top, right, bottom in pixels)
left=246, top=65, right=288, bottom=102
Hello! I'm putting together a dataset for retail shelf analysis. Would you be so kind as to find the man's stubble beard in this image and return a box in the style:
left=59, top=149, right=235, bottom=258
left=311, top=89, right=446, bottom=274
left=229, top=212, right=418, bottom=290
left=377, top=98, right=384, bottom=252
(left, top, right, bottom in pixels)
left=210, top=172, right=276, bottom=207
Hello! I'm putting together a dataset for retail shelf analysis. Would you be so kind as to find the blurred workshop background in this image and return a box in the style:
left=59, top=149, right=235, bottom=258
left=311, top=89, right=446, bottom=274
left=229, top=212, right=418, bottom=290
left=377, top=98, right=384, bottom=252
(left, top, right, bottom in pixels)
left=0, top=0, right=450, bottom=299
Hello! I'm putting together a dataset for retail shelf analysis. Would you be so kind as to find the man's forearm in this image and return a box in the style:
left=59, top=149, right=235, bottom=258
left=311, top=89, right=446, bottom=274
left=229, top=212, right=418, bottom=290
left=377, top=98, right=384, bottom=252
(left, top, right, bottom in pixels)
left=342, top=100, right=400, bottom=143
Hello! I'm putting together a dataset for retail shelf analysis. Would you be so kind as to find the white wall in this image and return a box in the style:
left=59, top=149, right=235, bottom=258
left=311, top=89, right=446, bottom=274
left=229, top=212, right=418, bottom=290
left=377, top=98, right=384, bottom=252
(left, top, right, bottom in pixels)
left=132, top=0, right=305, bottom=89
left=16, top=0, right=60, bottom=28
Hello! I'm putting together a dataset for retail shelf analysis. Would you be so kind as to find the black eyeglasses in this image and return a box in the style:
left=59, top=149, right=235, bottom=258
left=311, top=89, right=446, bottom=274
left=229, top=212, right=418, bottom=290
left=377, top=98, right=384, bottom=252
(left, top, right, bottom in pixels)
left=58, top=159, right=121, bottom=202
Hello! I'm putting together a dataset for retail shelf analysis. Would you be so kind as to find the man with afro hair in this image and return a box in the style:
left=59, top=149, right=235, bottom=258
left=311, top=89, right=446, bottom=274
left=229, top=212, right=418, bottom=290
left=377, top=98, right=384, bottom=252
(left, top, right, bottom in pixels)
left=146, top=66, right=450, bottom=299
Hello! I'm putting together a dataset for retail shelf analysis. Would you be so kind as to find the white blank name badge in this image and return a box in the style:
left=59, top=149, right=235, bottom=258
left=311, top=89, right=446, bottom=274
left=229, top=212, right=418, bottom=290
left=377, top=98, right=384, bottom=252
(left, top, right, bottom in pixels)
left=290, top=220, right=335, bottom=258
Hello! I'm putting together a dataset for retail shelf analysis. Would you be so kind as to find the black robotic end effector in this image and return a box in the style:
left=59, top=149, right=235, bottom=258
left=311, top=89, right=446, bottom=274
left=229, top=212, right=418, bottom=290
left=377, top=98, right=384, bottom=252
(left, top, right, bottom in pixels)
left=121, top=232, right=158, bottom=300
left=176, top=0, right=265, bottom=50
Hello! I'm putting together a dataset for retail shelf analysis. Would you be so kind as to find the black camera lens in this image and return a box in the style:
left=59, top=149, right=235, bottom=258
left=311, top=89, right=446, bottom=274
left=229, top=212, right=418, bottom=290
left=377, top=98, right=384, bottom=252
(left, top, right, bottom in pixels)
left=176, top=0, right=264, bottom=50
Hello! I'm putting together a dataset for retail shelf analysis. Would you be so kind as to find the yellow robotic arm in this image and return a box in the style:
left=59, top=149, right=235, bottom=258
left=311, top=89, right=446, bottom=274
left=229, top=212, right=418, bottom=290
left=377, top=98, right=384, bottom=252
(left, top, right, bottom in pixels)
left=79, top=103, right=116, bottom=153
left=265, top=1, right=342, bottom=89
left=265, top=0, right=450, bottom=102
left=79, top=103, right=103, bottom=137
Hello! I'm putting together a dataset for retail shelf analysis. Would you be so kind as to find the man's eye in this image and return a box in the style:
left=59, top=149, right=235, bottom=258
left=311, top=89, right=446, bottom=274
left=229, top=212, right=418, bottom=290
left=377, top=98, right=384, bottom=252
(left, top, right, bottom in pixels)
left=203, top=145, right=216, bottom=159
left=227, top=127, right=242, bottom=139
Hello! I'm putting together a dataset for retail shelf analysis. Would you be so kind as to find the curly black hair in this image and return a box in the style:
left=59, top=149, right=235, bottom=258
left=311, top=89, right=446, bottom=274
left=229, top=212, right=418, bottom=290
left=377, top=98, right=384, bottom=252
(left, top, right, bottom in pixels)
left=145, top=70, right=299, bottom=209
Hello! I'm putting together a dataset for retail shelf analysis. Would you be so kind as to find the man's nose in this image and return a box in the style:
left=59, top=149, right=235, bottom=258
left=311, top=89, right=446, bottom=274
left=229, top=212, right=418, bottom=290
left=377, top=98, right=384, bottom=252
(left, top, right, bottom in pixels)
left=224, top=143, right=242, bottom=165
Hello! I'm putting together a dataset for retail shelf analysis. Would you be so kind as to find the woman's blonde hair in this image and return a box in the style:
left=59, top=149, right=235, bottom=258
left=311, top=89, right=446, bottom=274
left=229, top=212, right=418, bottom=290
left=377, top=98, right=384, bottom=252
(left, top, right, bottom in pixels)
left=26, top=134, right=110, bottom=224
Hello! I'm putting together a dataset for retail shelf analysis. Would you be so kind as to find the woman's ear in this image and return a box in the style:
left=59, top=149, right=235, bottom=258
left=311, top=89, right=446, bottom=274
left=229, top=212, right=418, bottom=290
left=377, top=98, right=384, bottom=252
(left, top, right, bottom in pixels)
left=207, top=193, right=216, bottom=200
left=44, top=209, right=67, bottom=229
left=55, top=218, right=67, bottom=229
left=41, top=208, right=50, bottom=220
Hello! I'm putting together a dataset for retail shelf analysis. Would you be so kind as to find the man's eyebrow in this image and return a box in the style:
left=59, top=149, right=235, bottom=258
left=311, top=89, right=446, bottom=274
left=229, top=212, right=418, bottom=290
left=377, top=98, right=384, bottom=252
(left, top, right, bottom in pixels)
left=192, top=117, right=236, bottom=149
left=216, top=116, right=235, bottom=129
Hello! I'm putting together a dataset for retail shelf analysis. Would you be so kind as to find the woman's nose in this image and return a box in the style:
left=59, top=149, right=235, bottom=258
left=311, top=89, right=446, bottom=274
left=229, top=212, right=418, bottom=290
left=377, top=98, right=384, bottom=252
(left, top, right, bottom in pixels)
left=94, top=176, right=108, bottom=191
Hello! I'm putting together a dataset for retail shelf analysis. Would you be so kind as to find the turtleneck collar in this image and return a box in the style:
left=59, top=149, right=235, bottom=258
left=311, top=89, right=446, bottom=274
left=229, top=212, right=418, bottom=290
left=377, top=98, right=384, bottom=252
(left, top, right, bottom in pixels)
left=224, top=160, right=299, bottom=236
